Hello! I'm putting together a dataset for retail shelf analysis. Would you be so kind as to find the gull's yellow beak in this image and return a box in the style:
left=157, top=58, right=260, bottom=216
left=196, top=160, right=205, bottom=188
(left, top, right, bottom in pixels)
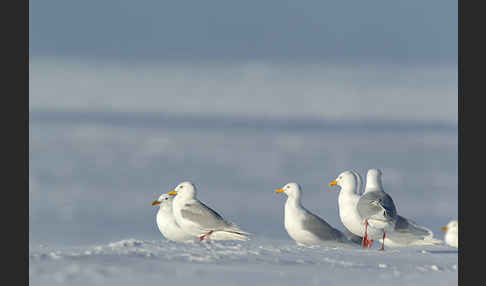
left=329, top=180, right=338, bottom=187
left=440, top=225, right=448, bottom=231
left=151, top=200, right=160, bottom=206
left=275, top=188, right=284, bottom=193
left=168, top=190, right=177, bottom=195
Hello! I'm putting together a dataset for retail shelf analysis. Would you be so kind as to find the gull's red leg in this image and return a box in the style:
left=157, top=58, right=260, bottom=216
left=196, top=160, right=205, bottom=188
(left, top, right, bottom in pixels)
left=367, top=239, right=373, bottom=248
left=364, top=220, right=370, bottom=247
left=361, top=220, right=369, bottom=248
left=199, top=230, right=214, bottom=241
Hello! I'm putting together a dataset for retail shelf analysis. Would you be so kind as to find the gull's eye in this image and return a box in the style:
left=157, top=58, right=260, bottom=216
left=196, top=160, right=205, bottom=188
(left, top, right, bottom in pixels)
left=339, top=176, right=342, bottom=179
left=179, top=185, right=184, bottom=189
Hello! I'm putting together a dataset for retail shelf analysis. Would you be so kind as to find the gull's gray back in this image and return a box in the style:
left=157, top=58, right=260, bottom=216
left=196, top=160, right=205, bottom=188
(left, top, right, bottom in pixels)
left=180, top=201, right=231, bottom=229
left=357, top=190, right=397, bottom=221
left=302, top=212, right=348, bottom=242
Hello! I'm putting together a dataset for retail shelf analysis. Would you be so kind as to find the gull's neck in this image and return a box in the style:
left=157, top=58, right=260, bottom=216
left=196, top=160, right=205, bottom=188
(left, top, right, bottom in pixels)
left=174, top=192, right=196, bottom=204
left=159, top=202, right=172, bottom=213
left=338, top=178, right=361, bottom=215
left=339, top=179, right=360, bottom=199
left=364, top=177, right=383, bottom=193
left=285, top=194, right=304, bottom=210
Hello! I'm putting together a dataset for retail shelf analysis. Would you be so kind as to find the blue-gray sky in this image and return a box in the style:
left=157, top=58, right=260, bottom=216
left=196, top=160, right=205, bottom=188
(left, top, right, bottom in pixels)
left=30, top=0, right=457, bottom=64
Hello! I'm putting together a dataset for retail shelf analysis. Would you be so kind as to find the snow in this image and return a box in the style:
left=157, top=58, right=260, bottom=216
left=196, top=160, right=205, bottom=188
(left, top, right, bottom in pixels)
left=29, top=238, right=458, bottom=286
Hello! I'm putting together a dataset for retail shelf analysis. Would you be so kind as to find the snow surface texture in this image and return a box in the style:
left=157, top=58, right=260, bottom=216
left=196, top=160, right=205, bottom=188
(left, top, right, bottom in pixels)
left=29, top=60, right=458, bottom=285
left=30, top=238, right=458, bottom=286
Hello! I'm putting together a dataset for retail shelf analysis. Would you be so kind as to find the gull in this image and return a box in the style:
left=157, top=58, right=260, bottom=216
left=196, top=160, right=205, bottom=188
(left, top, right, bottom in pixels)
left=364, top=169, right=442, bottom=247
left=168, top=181, right=250, bottom=241
left=329, top=170, right=374, bottom=248
left=151, top=193, right=194, bottom=242
left=441, top=220, right=458, bottom=248
left=275, top=182, right=357, bottom=247
left=356, top=177, right=398, bottom=251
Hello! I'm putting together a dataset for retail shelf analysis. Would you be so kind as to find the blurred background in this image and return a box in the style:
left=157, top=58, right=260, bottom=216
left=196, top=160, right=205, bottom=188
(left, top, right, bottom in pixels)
left=29, top=0, right=457, bottom=247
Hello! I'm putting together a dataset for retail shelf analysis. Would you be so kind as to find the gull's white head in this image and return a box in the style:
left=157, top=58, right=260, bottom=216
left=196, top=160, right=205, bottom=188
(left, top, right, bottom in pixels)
left=151, top=193, right=173, bottom=208
left=365, top=168, right=384, bottom=192
left=152, top=194, right=172, bottom=206
left=275, top=182, right=302, bottom=198
left=168, top=181, right=197, bottom=199
left=441, top=220, right=458, bottom=232
left=329, top=170, right=360, bottom=193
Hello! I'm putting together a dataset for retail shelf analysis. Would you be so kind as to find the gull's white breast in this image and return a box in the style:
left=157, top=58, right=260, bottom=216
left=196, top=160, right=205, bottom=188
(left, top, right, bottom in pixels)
left=156, top=207, right=193, bottom=242
left=338, top=193, right=365, bottom=237
left=284, top=202, right=322, bottom=245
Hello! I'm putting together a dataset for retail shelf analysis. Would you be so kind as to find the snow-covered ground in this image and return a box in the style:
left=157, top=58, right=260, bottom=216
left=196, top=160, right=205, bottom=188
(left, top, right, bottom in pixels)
left=30, top=238, right=457, bottom=286
left=29, top=60, right=457, bottom=285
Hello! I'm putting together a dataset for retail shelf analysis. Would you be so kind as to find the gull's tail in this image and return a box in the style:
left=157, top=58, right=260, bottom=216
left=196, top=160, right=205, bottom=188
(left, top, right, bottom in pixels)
left=405, top=219, right=443, bottom=246
left=210, top=230, right=251, bottom=241
left=387, top=215, right=443, bottom=247
left=209, top=223, right=252, bottom=241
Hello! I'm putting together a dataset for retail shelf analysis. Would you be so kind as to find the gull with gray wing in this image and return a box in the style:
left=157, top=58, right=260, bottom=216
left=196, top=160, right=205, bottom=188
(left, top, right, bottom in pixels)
left=151, top=193, right=194, bottom=242
left=329, top=170, right=375, bottom=248
left=168, top=181, right=250, bottom=241
left=275, top=182, right=359, bottom=247
left=363, top=169, right=442, bottom=247
left=357, top=168, right=398, bottom=250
